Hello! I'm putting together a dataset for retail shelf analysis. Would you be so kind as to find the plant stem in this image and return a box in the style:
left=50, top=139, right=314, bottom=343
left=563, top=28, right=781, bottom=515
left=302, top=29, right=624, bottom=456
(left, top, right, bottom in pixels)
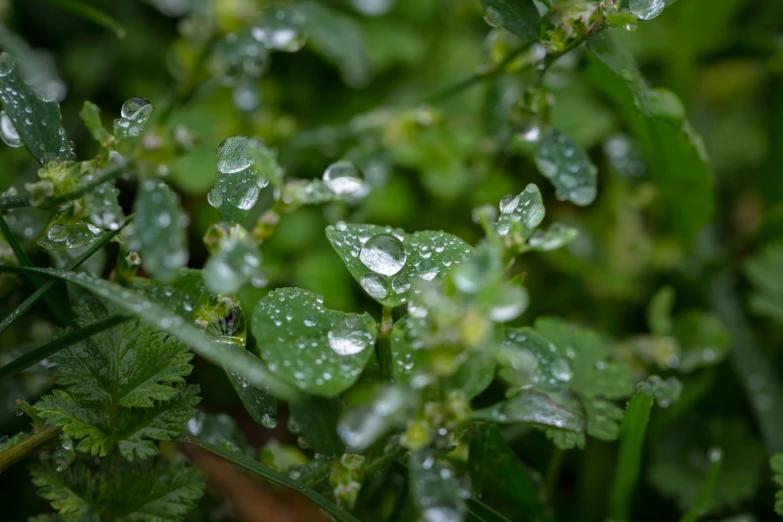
left=0, top=425, right=61, bottom=473
left=680, top=448, right=722, bottom=522
left=609, top=394, right=653, bottom=521
left=0, top=191, right=32, bottom=211
left=377, top=306, right=394, bottom=381
left=545, top=447, right=565, bottom=505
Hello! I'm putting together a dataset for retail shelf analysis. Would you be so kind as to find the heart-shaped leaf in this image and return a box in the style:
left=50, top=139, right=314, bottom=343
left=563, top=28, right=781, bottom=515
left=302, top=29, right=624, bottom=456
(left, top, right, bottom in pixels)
left=251, top=288, right=376, bottom=397
left=326, top=223, right=472, bottom=308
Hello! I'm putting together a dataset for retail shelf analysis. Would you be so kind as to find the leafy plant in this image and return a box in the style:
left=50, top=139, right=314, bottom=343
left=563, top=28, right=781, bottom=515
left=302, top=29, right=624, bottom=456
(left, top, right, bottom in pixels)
left=0, top=0, right=781, bottom=521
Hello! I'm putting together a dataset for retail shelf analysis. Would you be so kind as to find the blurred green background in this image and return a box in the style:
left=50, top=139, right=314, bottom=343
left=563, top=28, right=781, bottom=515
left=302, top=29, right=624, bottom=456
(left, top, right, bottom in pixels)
left=1, top=0, right=783, bottom=520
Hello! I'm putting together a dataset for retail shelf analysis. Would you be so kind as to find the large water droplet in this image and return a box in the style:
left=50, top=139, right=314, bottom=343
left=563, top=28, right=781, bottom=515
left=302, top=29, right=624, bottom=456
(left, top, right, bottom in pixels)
left=630, top=0, right=665, bottom=20
left=121, top=97, right=151, bottom=119
left=47, top=224, right=69, bottom=242
left=216, top=135, right=254, bottom=174
left=360, top=272, right=389, bottom=299
left=0, top=111, right=22, bottom=148
left=417, top=260, right=438, bottom=281
left=251, top=8, right=308, bottom=52
left=323, top=160, right=365, bottom=195
left=359, top=234, right=406, bottom=276
left=392, top=275, right=411, bottom=294
left=328, top=328, right=370, bottom=355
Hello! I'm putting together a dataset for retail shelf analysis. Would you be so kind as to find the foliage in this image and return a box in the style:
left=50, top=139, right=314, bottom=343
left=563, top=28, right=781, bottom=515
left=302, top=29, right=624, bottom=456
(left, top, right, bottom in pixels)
left=0, top=0, right=781, bottom=521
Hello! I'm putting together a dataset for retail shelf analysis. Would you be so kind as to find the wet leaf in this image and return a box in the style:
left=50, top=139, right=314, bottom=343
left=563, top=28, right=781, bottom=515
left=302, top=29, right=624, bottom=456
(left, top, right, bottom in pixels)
left=496, top=183, right=545, bottom=239
left=131, top=269, right=204, bottom=320
left=298, top=2, right=371, bottom=87
left=79, top=101, right=110, bottom=144
left=473, top=391, right=585, bottom=436
left=0, top=52, right=71, bottom=163
left=133, top=179, right=189, bottom=283
left=647, top=286, right=675, bottom=336
left=497, top=327, right=572, bottom=392
left=83, top=181, right=124, bottom=231
left=203, top=231, right=263, bottom=295
left=672, top=311, right=730, bottom=372
left=112, top=97, right=153, bottom=140
left=744, top=242, right=783, bottom=325
left=588, top=31, right=713, bottom=241
left=289, top=396, right=345, bottom=456
left=535, top=128, right=597, bottom=206
left=480, top=0, right=541, bottom=41
left=251, top=288, right=376, bottom=397
left=38, top=223, right=103, bottom=251
left=208, top=136, right=271, bottom=223
left=526, top=223, right=579, bottom=252
left=326, top=223, right=472, bottom=308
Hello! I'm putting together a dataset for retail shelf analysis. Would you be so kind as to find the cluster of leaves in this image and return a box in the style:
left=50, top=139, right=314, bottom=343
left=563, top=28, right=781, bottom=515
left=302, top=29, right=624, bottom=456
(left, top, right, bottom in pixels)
left=0, top=0, right=782, bottom=521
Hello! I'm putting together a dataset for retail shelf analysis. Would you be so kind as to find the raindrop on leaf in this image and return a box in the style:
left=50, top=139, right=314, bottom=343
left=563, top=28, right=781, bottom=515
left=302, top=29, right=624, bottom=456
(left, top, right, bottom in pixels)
left=359, top=233, right=406, bottom=276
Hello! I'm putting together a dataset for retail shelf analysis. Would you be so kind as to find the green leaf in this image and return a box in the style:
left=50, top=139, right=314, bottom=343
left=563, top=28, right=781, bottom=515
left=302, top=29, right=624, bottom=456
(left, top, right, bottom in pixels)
left=465, top=498, right=513, bottom=522
left=208, top=136, right=271, bottom=223
left=133, top=179, right=189, bottom=283
left=289, top=396, right=346, bottom=457
left=772, top=454, right=783, bottom=515
left=203, top=231, right=263, bottom=295
left=680, top=448, right=723, bottom=522
left=298, top=1, right=371, bottom=87
left=31, top=460, right=203, bottom=521
left=36, top=389, right=111, bottom=457
left=671, top=311, right=730, bottom=372
left=526, top=223, right=579, bottom=252
left=79, top=100, right=110, bottom=144
left=480, top=0, right=541, bottom=41
left=535, top=128, right=597, bottom=207
left=112, top=97, right=153, bottom=140
left=497, top=326, right=572, bottom=391
left=83, top=181, right=124, bottom=231
left=609, top=393, right=653, bottom=521
left=587, top=30, right=713, bottom=241
left=251, top=288, right=376, bottom=397
left=409, top=450, right=466, bottom=522
left=130, top=269, right=205, bottom=321
left=744, top=242, right=783, bottom=325
left=0, top=52, right=72, bottom=164
left=534, top=317, right=635, bottom=401
left=629, top=0, right=670, bottom=20
left=468, top=423, right=545, bottom=517
left=326, top=223, right=472, bottom=308
left=496, top=183, right=545, bottom=239
left=0, top=265, right=300, bottom=399
left=181, top=437, right=360, bottom=522
left=647, top=286, right=675, bottom=336
left=39, top=0, right=126, bottom=38
left=648, top=418, right=766, bottom=514
left=38, top=222, right=103, bottom=251
left=390, top=315, right=495, bottom=398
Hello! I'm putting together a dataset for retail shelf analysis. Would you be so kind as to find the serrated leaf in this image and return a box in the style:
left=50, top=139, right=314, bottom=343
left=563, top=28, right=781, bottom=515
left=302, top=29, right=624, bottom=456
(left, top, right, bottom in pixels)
left=298, top=1, right=370, bottom=87
left=251, top=288, right=376, bottom=397
left=117, top=384, right=200, bottom=460
left=36, top=389, right=111, bottom=457
left=744, top=242, right=783, bottom=325
left=38, top=223, right=103, bottom=251
left=31, top=462, right=97, bottom=519
left=0, top=265, right=298, bottom=398
left=0, top=52, right=72, bottom=164
left=133, top=179, right=189, bottom=283
left=289, top=396, right=345, bottom=456
left=391, top=316, right=495, bottom=398
left=326, top=223, right=472, bottom=307
left=584, top=400, right=624, bottom=440
left=409, top=450, right=466, bottom=522
left=480, top=0, right=541, bottom=41
left=587, top=30, right=713, bottom=241
left=535, top=128, right=597, bottom=206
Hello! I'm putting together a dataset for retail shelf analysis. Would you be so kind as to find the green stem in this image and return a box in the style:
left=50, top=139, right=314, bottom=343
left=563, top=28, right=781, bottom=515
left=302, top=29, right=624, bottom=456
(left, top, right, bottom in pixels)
left=0, top=425, right=61, bottom=473
left=0, top=315, right=128, bottom=379
left=39, top=0, right=125, bottom=38
left=545, top=447, right=565, bottom=505
left=377, top=306, right=394, bottom=381
left=0, top=192, right=32, bottom=211
left=680, top=448, right=722, bottom=522
left=608, top=393, right=654, bottom=521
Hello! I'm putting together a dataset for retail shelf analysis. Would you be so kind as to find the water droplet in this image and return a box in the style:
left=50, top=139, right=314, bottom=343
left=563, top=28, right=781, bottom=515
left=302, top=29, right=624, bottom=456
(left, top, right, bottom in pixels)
left=323, top=160, right=364, bottom=195
left=0, top=111, right=22, bottom=148
left=251, top=8, right=308, bottom=52
left=630, top=0, right=665, bottom=20
left=47, top=224, right=69, bottom=242
left=359, top=234, right=406, bottom=276
left=418, top=260, right=438, bottom=281
left=328, top=328, right=369, bottom=355
left=483, top=5, right=503, bottom=27
left=121, top=97, right=151, bottom=119
left=360, top=272, right=389, bottom=299
left=216, top=135, right=254, bottom=174
left=392, top=275, right=411, bottom=294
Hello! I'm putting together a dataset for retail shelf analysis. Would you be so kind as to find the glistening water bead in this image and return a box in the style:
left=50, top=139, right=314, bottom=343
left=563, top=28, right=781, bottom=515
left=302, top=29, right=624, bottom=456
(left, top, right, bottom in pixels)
left=323, top=160, right=365, bottom=196
left=359, top=233, right=406, bottom=276
left=121, top=97, right=151, bottom=119
left=216, top=135, right=254, bottom=174
left=0, top=110, right=22, bottom=148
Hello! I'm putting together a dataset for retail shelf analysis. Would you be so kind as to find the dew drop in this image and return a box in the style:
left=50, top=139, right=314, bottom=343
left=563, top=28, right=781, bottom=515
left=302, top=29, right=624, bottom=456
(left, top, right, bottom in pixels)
left=0, top=111, right=22, bottom=148
left=359, top=234, right=406, bottom=276
left=121, top=97, right=151, bottom=119
left=392, top=275, right=411, bottom=294
left=216, top=135, right=254, bottom=174
left=323, top=160, right=364, bottom=195
left=360, top=272, right=389, bottom=299
left=417, top=260, right=438, bottom=281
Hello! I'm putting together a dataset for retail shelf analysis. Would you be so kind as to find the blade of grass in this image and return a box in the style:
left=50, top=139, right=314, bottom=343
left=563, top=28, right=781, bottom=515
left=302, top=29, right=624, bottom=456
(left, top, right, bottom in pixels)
left=0, top=192, right=32, bottom=211
left=466, top=497, right=513, bottom=522
left=0, top=265, right=301, bottom=400
left=711, top=270, right=783, bottom=456
left=0, top=425, right=61, bottom=473
left=0, top=214, right=72, bottom=326
left=0, top=314, right=128, bottom=379
left=38, top=0, right=125, bottom=38
left=608, top=394, right=654, bottom=521
left=180, top=437, right=360, bottom=522
left=0, top=215, right=131, bottom=336
left=679, top=447, right=722, bottom=522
